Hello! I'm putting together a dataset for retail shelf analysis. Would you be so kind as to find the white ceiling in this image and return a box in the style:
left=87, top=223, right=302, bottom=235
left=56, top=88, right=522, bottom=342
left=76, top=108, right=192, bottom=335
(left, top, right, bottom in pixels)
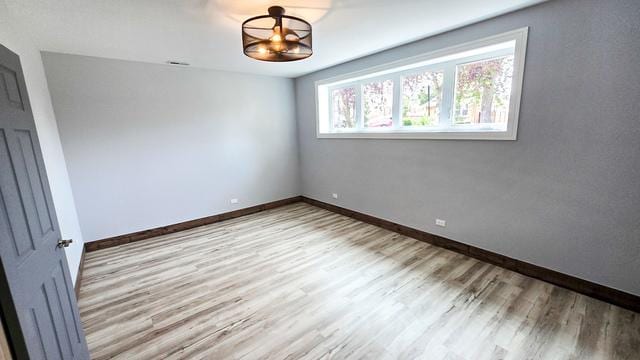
left=5, top=0, right=546, bottom=77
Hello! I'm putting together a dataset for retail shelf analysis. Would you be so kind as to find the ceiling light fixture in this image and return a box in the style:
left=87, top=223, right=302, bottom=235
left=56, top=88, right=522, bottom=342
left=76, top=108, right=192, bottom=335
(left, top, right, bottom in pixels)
left=242, top=6, right=312, bottom=62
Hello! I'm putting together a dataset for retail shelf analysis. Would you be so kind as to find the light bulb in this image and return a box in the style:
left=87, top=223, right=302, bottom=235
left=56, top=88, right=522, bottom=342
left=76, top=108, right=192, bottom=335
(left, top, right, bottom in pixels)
left=271, top=25, right=282, bottom=42
left=258, top=47, right=267, bottom=54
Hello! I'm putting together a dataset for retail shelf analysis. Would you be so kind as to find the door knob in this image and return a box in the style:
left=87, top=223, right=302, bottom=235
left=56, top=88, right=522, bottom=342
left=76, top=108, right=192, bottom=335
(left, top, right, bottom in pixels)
left=57, top=239, right=73, bottom=248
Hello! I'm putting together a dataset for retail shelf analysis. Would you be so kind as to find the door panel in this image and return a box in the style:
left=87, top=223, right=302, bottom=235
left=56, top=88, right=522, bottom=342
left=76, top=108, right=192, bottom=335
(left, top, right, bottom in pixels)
left=0, top=129, right=35, bottom=260
left=0, top=44, right=89, bottom=359
left=13, top=128, right=55, bottom=237
left=0, top=64, right=24, bottom=111
left=50, top=260, right=82, bottom=357
left=24, top=308, right=48, bottom=360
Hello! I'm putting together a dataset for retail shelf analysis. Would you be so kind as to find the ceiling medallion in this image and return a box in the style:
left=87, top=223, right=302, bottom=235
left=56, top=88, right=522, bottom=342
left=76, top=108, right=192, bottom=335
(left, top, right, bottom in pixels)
left=242, top=6, right=312, bottom=62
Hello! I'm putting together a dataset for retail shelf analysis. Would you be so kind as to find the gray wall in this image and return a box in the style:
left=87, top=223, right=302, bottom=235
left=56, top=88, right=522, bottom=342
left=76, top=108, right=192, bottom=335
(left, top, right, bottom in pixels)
left=0, top=0, right=85, bottom=283
left=295, top=0, right=640, bottom=296
left=43, top=53, right=300, bottom=241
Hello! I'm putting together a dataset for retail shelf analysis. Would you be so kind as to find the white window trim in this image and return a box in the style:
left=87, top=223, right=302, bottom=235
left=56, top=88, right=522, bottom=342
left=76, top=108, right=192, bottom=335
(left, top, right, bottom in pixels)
left=315, top=27, right=529, bottom=140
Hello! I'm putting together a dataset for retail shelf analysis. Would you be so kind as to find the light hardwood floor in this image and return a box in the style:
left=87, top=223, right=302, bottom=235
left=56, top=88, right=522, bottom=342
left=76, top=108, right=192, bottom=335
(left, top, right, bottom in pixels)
left=78, top=203, right=640, bottom=360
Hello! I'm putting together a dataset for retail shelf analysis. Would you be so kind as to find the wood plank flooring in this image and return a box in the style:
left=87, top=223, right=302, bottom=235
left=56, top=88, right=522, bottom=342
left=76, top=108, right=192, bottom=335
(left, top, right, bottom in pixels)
left=78, top=203, right=640, bottom=360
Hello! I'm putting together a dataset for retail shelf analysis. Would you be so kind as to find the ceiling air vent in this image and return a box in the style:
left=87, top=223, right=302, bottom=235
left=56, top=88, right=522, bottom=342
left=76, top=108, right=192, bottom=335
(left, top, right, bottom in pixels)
left=167, top=61, right=190, bottom=66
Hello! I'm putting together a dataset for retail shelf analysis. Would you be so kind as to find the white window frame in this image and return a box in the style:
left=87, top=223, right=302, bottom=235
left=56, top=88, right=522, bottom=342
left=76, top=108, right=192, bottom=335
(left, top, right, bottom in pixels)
left=315, top=28, right=528, bottom=140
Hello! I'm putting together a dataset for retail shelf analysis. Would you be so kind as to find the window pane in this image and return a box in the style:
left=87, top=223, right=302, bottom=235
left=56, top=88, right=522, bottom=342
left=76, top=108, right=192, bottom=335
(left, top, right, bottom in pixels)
left=402, top=71, right=444, bottom=126
left=331, top=87, right=356, bottom=129
left=363, top=80, right=393, bottom=128
left=454, top=55, right=514, bottom=125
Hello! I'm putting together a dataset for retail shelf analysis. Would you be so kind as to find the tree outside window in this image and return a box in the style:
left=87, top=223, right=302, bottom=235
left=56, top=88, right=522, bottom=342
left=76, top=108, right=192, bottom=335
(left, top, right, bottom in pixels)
left=402, top=71, right=444, bottom=127
left=331, top=87, right=356, bottom=128
left=454, top=55, right=514, bottom=124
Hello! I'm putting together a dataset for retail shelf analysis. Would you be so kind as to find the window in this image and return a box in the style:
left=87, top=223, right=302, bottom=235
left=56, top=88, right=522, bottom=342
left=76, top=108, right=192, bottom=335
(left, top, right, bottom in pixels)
left=331, top=87, right=356, bottom=129
left=402, top=70, right=443, bottom=127
left=363, top=79, right=394, bottom=128
left=316, top=28, right=528, bottom=140
left=454, top=56, right=513, bottom=126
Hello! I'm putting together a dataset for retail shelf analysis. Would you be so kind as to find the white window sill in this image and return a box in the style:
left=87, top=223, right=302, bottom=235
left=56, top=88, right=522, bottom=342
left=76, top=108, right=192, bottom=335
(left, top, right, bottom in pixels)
left=317, top=129, right=516, bottom=140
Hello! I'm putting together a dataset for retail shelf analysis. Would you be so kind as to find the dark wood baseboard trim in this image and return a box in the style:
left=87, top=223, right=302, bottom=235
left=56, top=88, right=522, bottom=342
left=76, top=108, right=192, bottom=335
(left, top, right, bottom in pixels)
left=74, top=246, right=85, bottom=299
left=301, top=196, right=640, bottom=314
left=82, top=195, right=639, bottom=313
left=85, top=196, right=303, bottom=252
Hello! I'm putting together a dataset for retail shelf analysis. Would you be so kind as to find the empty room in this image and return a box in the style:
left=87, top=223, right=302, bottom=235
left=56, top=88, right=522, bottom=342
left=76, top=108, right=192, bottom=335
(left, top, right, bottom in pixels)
left=0, top=0, right=639, bottom=359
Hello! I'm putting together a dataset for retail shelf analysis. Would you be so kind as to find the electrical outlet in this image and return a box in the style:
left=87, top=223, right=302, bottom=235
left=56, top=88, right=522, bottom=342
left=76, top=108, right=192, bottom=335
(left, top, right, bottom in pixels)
left=230, top=198, right=239, bottom=204
left=332, top=193, right=338, bottom=199
left=435, top=219, right=446, bottom=227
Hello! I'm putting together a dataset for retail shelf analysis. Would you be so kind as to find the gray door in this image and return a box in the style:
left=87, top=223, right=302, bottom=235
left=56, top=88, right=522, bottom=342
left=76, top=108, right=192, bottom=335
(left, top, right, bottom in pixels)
left=0, top=44, right=89, bottom=359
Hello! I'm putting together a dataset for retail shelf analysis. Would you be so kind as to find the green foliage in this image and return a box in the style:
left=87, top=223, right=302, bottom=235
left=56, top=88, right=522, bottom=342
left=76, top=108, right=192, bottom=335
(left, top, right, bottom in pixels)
left=402, top=114, right=437, bottom=126
left=401, top=71, right=443, bottom=127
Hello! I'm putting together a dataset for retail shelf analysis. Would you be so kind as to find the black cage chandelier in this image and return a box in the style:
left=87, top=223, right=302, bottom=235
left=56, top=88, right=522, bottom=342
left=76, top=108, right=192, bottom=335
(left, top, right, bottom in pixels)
left=242, top=6, right=312, bottom=62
